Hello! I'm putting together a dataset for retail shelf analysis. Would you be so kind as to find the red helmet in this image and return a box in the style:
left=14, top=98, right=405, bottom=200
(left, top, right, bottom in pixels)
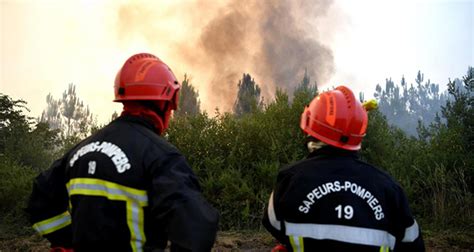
left=114, top=53, right=180, bottom=110
left=300, top=86, right=368, bottom=150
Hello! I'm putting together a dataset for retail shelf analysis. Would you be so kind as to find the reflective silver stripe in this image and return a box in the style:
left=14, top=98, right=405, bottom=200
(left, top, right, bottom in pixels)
left=285, top=222, right=396, bottom=250
left=129, top=202, right=144, bottom=252
left=33, top=211, right=71, bottom=235
left=268, top=192, right=281, bottom=230
left=402, top=220, right=419, bottom=242
left=68, top=183, right=148, bottom=205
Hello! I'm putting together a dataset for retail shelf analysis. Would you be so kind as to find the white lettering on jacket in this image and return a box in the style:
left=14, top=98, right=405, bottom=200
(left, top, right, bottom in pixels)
left=69, top=141, right=131, bottom=173
left=298, top=180, right=385, bottom=220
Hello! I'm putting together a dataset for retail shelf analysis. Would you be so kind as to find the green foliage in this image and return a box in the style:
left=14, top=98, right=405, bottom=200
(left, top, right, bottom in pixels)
left=175, top=74, right=201, bottom=117
left=0, top=94, right=58, bottom=171
left=233, top=73, right=263, bottom=116
left=0, top=156, right=36, bottom=237
left=0, top=94, right=31, bottom=153
left=365, top=67, right=473, bottom=232
left=5, top=121, right=60, bottom=172
left=0, top=93, right=74, bottom=237
left=411, top=67, right=473, bottom=229
left=293, top=68, right=318, bottom=98
left=168, top=84, right=315, bottom=229
left=374, top=71, right=448, bottom=136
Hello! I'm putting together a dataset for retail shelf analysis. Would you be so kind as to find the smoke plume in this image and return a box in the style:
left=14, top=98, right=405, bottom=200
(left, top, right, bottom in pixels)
left=116, top=0, right=334, bottom=111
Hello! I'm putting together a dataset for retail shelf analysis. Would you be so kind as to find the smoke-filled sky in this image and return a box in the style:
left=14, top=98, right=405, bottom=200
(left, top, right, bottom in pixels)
left=1, top=0, right=473, bottom=123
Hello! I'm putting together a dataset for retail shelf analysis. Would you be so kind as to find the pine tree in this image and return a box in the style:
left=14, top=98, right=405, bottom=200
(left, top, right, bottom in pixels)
left=175, top=74, right=201, bottom=117
left=40, top=83, right=95, bottom=139
left=374, top=71, right=447, bottom=136
left=233, top=73, right=262, bottom=116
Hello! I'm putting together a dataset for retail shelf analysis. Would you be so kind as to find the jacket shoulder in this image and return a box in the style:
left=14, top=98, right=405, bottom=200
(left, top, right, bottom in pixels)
left=111, top=118, right=180, bottom=154
left=355, top=159, right=402, bottom=189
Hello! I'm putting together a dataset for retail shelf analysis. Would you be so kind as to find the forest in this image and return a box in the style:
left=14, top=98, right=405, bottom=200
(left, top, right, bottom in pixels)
left=0, top=67, right=472, bottom=250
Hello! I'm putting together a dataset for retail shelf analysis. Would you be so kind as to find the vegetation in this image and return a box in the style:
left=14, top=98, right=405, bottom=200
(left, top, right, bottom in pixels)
left=374, top=71, right=449, bottom=136
left=175, top=74, right=201, bottom=117
left=40, top=83, right=98, bottom=151
left=233, top=73, right=264, bottom=116
left=0, top=68, right=472, bottom=248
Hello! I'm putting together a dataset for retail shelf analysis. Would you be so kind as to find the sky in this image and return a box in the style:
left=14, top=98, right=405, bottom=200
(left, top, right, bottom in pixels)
left=1, top=0, right=473, bottom=124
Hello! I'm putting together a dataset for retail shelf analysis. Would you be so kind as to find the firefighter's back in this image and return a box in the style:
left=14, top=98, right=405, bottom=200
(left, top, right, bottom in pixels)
left=65, top=116, right=177, bottom=251
left=267, top=147, right=421, bottom=251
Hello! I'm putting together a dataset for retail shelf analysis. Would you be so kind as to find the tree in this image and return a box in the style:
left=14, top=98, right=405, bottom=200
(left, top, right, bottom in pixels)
left=0, top=94, right=58, bottom=171
left=412, top=67, right=473, bottom=228
left=374, top=71, right=447, bottom=136
left=233, top=73, right=263, bottom=116
left=293, top=68, right=318, bottom=99
left=40, top=83, right=96, bottom=140
left=0, top=94, right=54, bottom=236
left=0, top=94, right=31, bottom=155
left=61, top=83, right=92, bottom=138
left=175, top=74, right=201, bottom=117
left=40, top=93, right=61, bottom=130
left=442, top=69, right=473, bottom=148
left=440, top=68, right=473, bottom=176
left=293, top=68, right=318, bottom=106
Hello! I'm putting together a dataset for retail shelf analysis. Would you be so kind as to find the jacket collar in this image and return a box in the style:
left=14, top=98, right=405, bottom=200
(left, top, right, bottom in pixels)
left=115, top=115, right=158, bottom=133
left=307, top=145, right=359, bottom=159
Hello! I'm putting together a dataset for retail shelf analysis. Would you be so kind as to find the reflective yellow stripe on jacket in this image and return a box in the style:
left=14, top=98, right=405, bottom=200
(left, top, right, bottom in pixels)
left=66, top=178, right=148, bottom=252
left=289, top=235, right=304, bottom=252
left=33, top=211, right=71, bottom=235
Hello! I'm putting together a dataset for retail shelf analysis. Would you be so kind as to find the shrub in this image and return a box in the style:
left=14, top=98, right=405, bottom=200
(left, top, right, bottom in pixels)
left=0, top=157, right=36, bottom=237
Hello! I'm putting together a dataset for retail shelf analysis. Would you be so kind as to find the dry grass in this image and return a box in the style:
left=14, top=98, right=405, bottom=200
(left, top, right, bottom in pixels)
left=0, top=234, right=49, bottom=252
left=0, top=230, right=472, bottom=252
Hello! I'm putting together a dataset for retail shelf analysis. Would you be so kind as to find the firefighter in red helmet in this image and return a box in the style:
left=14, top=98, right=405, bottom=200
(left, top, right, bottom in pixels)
left=263, top=86, right=425, bottom=251
left=27, top=53, right=219, bottom=252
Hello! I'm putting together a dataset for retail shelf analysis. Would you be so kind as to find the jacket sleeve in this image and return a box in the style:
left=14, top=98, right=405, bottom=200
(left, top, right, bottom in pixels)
left=393, top=186, right=425, bottom=252
left=148, top=153, right=219, bottom=252
left=26, top=156, right=72, bottom=248
left=262, top=191, right=289, bottom=245
left=262, top=167, right=295, bottom=247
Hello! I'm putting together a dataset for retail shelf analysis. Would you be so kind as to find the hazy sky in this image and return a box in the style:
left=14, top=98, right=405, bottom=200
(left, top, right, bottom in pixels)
left=1, top=0, right=473, bottom=124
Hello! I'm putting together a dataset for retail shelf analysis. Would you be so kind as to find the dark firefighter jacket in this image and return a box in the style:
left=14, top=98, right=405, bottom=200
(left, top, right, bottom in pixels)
left=262, top=146, right=425, bottom=252
left=26, top=115, right=219, bottom=252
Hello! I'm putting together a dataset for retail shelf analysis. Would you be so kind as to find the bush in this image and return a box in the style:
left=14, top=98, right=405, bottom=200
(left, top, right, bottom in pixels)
left=0, top=157, right=36, bottom=237
left=167, top=88, right=311, bottom=229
